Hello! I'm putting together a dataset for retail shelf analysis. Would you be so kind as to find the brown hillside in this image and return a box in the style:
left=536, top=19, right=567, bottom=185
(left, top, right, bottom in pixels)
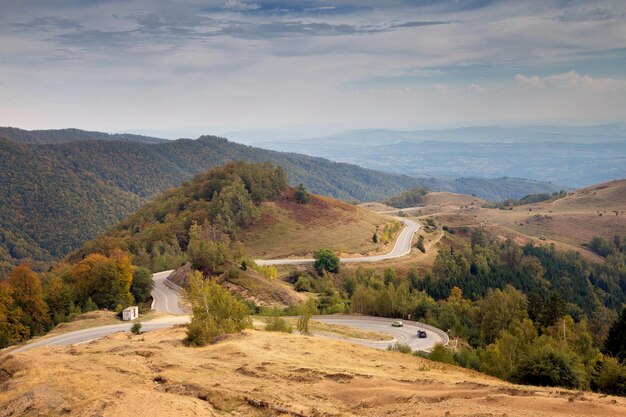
left=422, top=191, right=486, bottom=207
left=2, top=328, right=624, bottom=417
left=536, top=179, right=626, bottom=212
left=241, top=189, right=396, bottom=258
left=426, top=180, right=626, bottom=260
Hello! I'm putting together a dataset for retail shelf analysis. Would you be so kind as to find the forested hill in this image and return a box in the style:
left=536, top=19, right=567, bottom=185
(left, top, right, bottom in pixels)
left=0, top=127, right=167, bottom=144
left=0, top=134, right=420, bottom=273
left=0, top=127, right=562, bottom=273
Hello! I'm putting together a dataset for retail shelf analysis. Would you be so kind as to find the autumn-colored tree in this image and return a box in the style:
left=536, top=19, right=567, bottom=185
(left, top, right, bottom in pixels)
left=71, top=249, right=134, bottom=309
left=45, top=274, right=75, bottom=324
left=185, top=271, right=251, bottom=346
left=0, top=282, right=30, bottom=348
left=7, top=265, right=51, bottom=336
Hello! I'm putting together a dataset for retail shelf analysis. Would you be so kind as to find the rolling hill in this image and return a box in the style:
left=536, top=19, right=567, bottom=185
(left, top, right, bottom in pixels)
left=70, top=161, right=396, bottom=272
left=0, top=131, right=418, bottom=274
left=429, top=179, right=626, bottom=259
left=0, top=127, right=562, bottom=273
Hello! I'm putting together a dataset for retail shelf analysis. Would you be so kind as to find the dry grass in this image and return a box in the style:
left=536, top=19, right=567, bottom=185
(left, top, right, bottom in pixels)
left=2, top=328, right=625, bottom=417
left=240, top=190, right=396, bottom=259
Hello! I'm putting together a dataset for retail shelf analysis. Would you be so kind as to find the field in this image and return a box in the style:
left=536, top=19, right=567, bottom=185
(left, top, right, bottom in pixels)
left=2, top=327, right=625, bottom=417
left=241, top=190, right=397, bottom=259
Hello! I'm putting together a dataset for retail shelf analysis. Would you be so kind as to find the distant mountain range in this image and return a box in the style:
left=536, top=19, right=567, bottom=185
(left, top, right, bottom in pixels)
left=252, top=124, right=626, bottom=188
left=0, top=127, right=562, bottom=272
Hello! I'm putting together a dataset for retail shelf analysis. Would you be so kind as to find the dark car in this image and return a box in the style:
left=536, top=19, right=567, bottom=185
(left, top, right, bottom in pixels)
left=417, top=330, right=427, bottom=338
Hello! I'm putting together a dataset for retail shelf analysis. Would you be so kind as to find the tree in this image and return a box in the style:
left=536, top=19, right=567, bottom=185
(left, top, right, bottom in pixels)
left=185, top=271, right=251, bottom=346
left=313, top=249, right=340, bottom=273
left=372, top=232, right=378, bottom=243
left=71, top=249, right=134, bottom=309
left=480, top=285, right=528, bottom=344
left=294, top=183, right=310, bottom=204
left=604, top=306, right=626, bottom=362
left=0, top=282, right=30, bottom=348
left=130, top=267, right=154, bottom=303
left=416, top=235, right=426, bottom=253
left=591, top=357, right=626, bottom=396
left=7, top=265, right=50, bottom=336
left=512, top=344, right=583, bottom=389
left=45, top=274, right=74, bottom=324
left=187, top=223, right=231, bottom=273
left=297, top=298, right=317, bottom=335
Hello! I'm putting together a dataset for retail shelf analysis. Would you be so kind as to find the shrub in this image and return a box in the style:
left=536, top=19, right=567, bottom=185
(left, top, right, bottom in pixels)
left=131, top=321, right=142, bottom=335
left=427, top=344, right=457, bottom=365
left=387, top=342, right=412, bottom=354
left=185, top=271, right=252, bottom=346
left=294, top=276, right=313, bottom=292
left=313, top=249, right=340, bottom=273
left=591, top=357, right=626, bottom=396
left=416, top=235, right=426, bottom=253
left=294, top=183, right=310, bottom=204
left=265, top=317, right=293, bottom=333
left=512, top=346, right=583, bottom=389
left=297, top=299, right=317, bottom=335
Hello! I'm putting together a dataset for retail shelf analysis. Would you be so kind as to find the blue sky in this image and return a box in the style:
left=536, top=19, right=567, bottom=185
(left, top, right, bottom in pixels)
left=1, top=0, right=625, bottom=138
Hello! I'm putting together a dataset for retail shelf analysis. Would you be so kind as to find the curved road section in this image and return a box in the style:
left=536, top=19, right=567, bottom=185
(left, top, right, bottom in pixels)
left=313, top=315, right=448, bottom=352
left=151, top=270, right=186, bottom=314
left=256, top=217, right=420, bottom=266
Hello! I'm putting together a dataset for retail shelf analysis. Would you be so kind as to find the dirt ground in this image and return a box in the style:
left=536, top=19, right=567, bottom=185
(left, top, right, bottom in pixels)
left=2, top=327, right=625, bottom=417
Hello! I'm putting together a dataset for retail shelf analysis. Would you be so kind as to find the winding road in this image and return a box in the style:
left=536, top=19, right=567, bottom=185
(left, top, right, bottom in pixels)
left=256, top=217, right=420, bottom=266
left=12, top=220, right=448, bottom=354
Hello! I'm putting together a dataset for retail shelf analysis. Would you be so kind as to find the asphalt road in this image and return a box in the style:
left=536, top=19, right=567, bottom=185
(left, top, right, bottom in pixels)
left=255, top=217, right=420, bottom=266
left=12, top=245, right=450, bottom=353
left=151, top=270, right=186, bottom=314
left=313, top=315, right=447, bottom=352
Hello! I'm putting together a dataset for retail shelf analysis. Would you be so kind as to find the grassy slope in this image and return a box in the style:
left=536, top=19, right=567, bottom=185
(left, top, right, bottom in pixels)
left=440, top=180, right=626, bottom=254
left=240, top=189, right=396, bottom=259
left=2, top=327, right=625, bottom=416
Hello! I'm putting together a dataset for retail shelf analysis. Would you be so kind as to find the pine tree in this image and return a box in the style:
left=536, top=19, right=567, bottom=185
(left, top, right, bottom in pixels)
left=604, top=306, right=626, bottom=363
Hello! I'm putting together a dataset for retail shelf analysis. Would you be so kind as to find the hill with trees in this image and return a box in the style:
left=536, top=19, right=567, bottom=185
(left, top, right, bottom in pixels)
left=69, top=161, right=394, bottom=270
left=0, top=131, right=419, bottom=274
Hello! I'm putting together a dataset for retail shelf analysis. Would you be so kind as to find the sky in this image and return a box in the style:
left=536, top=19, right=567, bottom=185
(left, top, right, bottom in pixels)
left=1, top=0, right=626, bottom=139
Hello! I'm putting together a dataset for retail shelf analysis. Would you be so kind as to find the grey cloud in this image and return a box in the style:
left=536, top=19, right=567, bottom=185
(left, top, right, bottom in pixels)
left=13, top=16, right=83, bottom=31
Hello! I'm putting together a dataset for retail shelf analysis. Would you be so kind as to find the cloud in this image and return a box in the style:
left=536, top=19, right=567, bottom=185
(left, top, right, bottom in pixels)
left=515, top=71, right=626, bottom=90
left=0, top=0, right=625, bottom=134
left=13, top=17, right=83, bottom=31
left=223, top=0, right=261, bottom=11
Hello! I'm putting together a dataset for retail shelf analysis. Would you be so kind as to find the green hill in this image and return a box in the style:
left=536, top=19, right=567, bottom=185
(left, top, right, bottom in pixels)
left=0, top=127, right=563, bottom=274
left=0, top=132, right=419, bottom=273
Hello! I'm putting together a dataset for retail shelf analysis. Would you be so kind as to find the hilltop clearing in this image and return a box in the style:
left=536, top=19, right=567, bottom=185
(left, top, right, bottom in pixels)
left=2, top=327, right=624, bottom=417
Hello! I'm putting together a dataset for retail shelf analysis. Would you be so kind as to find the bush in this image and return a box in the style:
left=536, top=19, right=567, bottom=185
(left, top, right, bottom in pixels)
left=387, top=342, right=412, bottom=354
left=416, top=235, right=426, bottom=253
left=591, top=357, right=626, bottom=396
left=427, top=344, right=457, bottom=365
left=265, top=317, right=293, bottom=333
left=185, top=271, right=252, bottom=346
left=294, top=276, right=313, bottom=292
left=297, top=299, right=317, bottom=335
left=313, top=249, right=340, bottom=273
left=131, top=321, right=142, bottom=335
left=294, top=183, right=310, bottom=204
left=512, top=346, right=583, bottom=389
